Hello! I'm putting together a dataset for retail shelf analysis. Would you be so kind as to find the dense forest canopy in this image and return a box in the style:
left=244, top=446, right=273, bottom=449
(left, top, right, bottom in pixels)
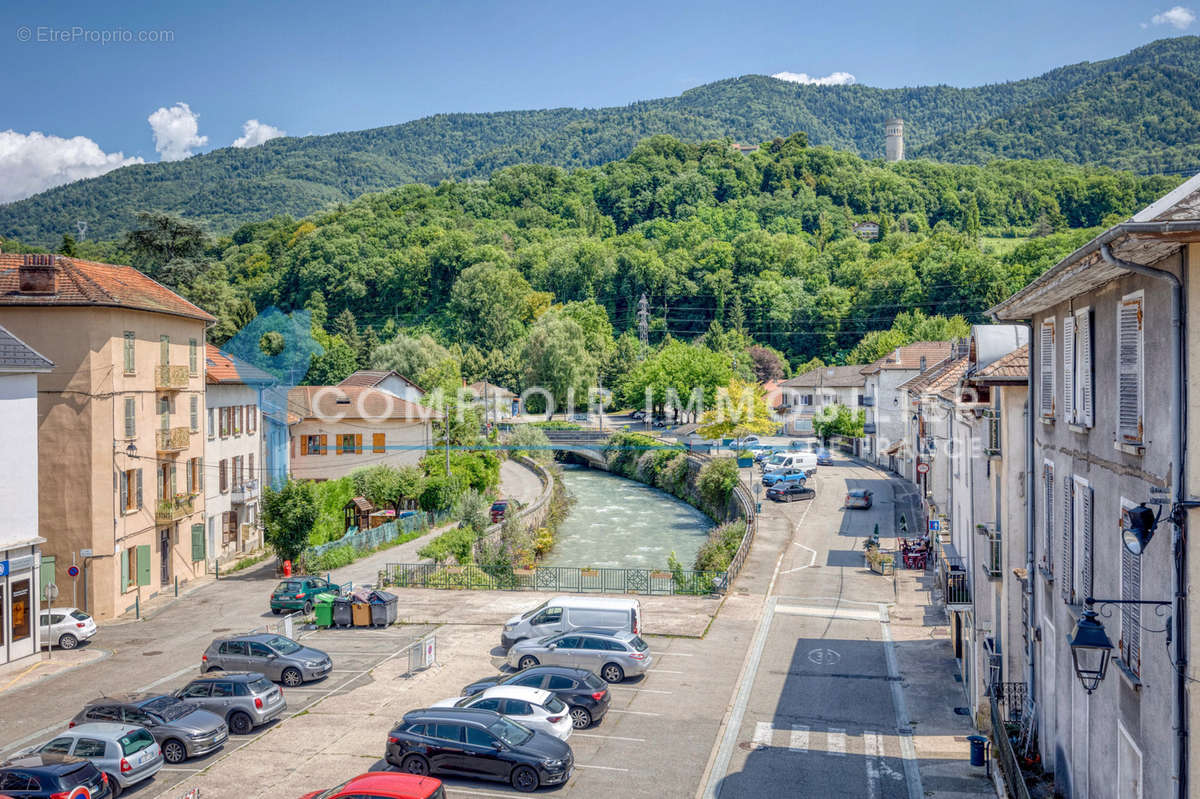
left=2, top=36, right=1198, bottom=245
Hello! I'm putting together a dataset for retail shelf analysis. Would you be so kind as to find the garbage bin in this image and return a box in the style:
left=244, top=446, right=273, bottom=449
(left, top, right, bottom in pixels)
left=967, top=735, right=988, bottom=767
left=332, top=597, right=353, bottom=628
left=313, top=593, right=336, bottom=628
left=368, top=590, right=398, bottom=627
left=351, top=602, right=372, bottom=627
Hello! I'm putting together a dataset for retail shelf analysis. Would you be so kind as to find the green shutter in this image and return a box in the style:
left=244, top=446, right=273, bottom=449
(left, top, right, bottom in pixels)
left=191, top=523, right=206, bottom=562
left=136, top=545, right=151, bottom=586
left=170, top=463, right=177, bottom=495
left=120, top=549, right=130, bottom=590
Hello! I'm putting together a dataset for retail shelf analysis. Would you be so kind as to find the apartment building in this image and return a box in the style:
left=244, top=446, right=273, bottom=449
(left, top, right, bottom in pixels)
left=0, top=254, right=214, bottom=620
left=776, top=365, right=867, bottom=437
left=860, top=341, right=952, bottom=468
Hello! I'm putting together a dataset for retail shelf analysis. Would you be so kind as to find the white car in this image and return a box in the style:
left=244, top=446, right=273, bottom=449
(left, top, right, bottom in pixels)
left=39, top=607, right=97, bottom=649
left=29, top=722, right=163, bottom=796
left=433, top=685, right=573, bottom=740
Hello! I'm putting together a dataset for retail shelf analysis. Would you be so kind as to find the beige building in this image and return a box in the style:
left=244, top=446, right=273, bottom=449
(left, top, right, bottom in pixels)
left=288, top=385, right=435, bottom=480
left=0, top=254, right=214, bottom=620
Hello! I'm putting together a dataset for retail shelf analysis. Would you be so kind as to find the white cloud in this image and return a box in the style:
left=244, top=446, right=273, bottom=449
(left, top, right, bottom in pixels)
left=232, top=119, right=286, bottom=148
left=0, top=130, right=143, bottom=203
left=147, top=102, right=208, bottom=161
left=1150, top=6, right=1196, bottom=28
left=770, top=71, right=857, bottom=86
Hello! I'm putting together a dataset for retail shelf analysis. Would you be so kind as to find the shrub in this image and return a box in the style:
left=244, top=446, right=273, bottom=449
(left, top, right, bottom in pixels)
left=419, top=477, right=455, bottom=512
left=693, top=520, right=748, bottom=572
left=311, top=477, right=356, bottom=544
left=697, top=458, right=739, bottom=514
left=507, top=425, right=553, bottom=463
left=455, top=490, right=492, bottom=534
left=418, top=527, right=476, bottom=564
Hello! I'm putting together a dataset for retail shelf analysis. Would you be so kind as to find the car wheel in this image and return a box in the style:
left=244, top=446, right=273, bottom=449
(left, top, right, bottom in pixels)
left=161, top=739, right=187, bottom=764
left=601, top=662, right=625, bottom=683
left=401, top=754, right=430, bottom=776
left=58, top=633, right=78, bottom=650
left=281, top=667, right=304, bottom=687
left=511, top=764, right=540, bottom=793
left=303, top=600, right=313, bottom=615
left=271, top=609, right=282, bottom=616
left=517, top=655, right=539, bottom=670
left=569, top=706, right=592, bottom=729
left=206, top=664, right=223, bottom=673
left=228, top=710, right=253, bottom=735
left=106, top=774, right=123, bottom=798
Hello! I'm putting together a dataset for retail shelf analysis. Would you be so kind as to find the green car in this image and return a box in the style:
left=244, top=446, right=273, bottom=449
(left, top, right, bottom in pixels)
left=270, top=576, right=339, bottom=614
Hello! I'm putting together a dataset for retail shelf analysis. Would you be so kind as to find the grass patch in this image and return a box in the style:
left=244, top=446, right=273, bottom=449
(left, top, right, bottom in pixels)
left=303, top=527, right=427, bottom=572
left=224, top=552, right=268, bottom=573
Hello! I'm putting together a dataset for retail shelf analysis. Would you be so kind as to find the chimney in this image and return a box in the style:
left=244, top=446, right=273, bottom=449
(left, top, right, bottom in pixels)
left=19, top=254, right=59, bottom=295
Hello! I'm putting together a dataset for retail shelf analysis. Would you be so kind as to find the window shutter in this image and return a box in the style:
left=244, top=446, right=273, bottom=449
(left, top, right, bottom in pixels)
left=170, top=463, right=177, bottom=495
left=1078, top=310, right=1094, bottom=427
left=1080, top=483, right=1093, bottom=599
left=1063, top=314, right=1075, bottom=424
left=198, top=458, right=204, bottom=491
left=186, top=460, right=194, bottom=494
left=336, top=435, right=344, bottom=455
left=1121, top=540, right=1142, bottom=673
left=320, top=434, right=328, bottom=455
left=190, top=396, right=199, bottom=431
left=1039, top=320, right=1055, bottom=417
left=191, top=523, right=205, bottom=562
left=373, top=433, right=385, bottom=453
left=1061, top=478, right=1074, bottom=602
left=120, top=549, right=130, bottom=589
left=1118, top=297, right=1144, bottom=443
left=1043, top=463, right=1055, bottom=576
left=124, top=398, right=136, bottom=439
left=136, top=545, right=151, bottom=586
left=355, top=433, right=362, bottom=454
left=119, top=471, right=129, bottom=511
left=300, top=436, right=308, bottom=456
left=136, top=469, right=143, bottom=508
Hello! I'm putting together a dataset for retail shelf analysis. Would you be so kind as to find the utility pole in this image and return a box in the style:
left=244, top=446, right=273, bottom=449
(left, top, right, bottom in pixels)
left=637, top=293, right=650, bottom=354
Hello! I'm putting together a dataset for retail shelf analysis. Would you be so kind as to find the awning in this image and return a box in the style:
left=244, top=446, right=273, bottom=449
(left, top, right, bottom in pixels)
left=883, top=441, right=903, bottom=456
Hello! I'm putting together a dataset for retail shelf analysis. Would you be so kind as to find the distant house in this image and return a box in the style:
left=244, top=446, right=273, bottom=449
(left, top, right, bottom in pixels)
left=853, top=221, right=881, bottom=240
left=338, top=370, right=424, bottom=404
left=777, top=365, right=868, bottom=437
left=731, top=142, right=759, bottom=155
left=860, top=340, right=953, bottom=466
left=468, top=380, right=517, bottom=420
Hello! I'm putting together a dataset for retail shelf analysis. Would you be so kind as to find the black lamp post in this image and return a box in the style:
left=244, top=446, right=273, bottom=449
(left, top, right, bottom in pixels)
left=1066, top=604, right=1113, bottom=694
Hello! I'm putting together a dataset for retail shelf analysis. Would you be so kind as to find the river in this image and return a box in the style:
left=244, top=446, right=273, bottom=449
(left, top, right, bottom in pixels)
left=540, top=466, right=715, bottom=569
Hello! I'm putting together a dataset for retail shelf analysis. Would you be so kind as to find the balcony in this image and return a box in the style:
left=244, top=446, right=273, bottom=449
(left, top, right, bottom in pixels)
left=156, top=493, right=195, bottom=523
left=156, top=426, right=191, bottom=453
left=863, top=423, right=877, bottom=435
left=859, top=395, right=875, bottom=407
left=979, top=525, right=1003, bottom=579
left=155, top=364, right=189, bottom=390
left=232, top=479, right=260, bottom=505
left=939, top=551, right=972, bottom=609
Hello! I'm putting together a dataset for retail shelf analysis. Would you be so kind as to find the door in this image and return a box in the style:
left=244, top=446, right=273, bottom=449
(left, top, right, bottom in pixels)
left=551, top=635, right=582, bottom=668
left=219, top=640, right=250, bottom=671
left=429, top=723, right=467, bottom=774
left=210, top=680, right=237, bottom=714
left=246, top=641, right=276, bottom=677
left=500, top=699, right=538, bottom=731
left=160, top=528, right=171, bottom=585
left=463, top=725, right=509, bottom=780
left=529, top=606, right=563, bottom=637
left=575, top=636, right=608, bottom=671
left=178, top=681, right=213, bottom=713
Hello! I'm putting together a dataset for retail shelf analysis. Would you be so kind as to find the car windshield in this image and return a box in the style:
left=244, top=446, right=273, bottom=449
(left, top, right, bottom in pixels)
left=120, top=729, right=155, bottom=756
left=274, top=581, right=301, bottom=593
left=520, top=600, right=549, bottom=620
left=312, top=779, right=353, bottom=799
left=454, top=696, right=477, bottom=708
left=249, top=677, right=275, bottom=694
left=264, top=636, right=302, bottom=655
left=69, top=610, right=90, bottom=622
left=142, top=696, right=194, bottom=721
left=629, top=636, right=649, bottom=652
left=488, top=716, right=534, bottom=747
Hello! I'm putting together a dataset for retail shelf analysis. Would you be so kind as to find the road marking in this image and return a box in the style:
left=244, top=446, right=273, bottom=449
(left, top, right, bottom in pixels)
left=576, top=764, right=629, bottom=772
left=140, top=663, right=201, bottom=691
left=827, top=728, right=847, bottom=756
left=573, top=732, right=646, bottom=742
left=648, top=668, right=684, bottom=674
left=781, top=543, right=818, bottom=574
left=789, top=724, right=809, bottom=752
left=444, top=789, right=524, bottom=798
left=649, top=651, right=693, bottom=656
left=775, top=605, right=882, bottom=622
left=752, top=721, right=773, bottom=749
left=606, top=709, right=661, bottom=716
left=156, top=767, right=201, bottom=773
left=608, top=686, right=673, bottom=694
left=806, top=647, right=841, bottom=666
left=865, top=730, right=881, bottom=799
left=881, top=614, right=924, bottom=799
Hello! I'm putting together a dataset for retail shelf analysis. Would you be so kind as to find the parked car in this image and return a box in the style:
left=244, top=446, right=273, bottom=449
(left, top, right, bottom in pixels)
left=490, top=499, right=510, bottom=524
left=766, top=482, right=815, bottom=503
left=270, top=575, right=339, bottom=615
left=434, top=685, right=572, bottom=740
left=462, top=665, right=610, bottom=729
left=174, top=672, right=287, bottom=734
left=630, top=410, right=646, bottom=420
left=501, top=596, right=642, bottom=649
left=507, top=629, right=653, bottom=683
left=299, top=772, right=445, bottom=799
left=759, top=451, right=817, bottom=473
left=733, top=435, right=761, bottom=448
left=845, top=489, right=874, bottom=509
left=38, top=607, right=97, bottom=650
left=761, top=468, right=810, bottom=488
left=30, top=724, right=161, bottom=797
left=386, top=707, right=573, bottom=793
left=0, top=754, right=111, bottom=799
left=70, top=695, right=227, bottom=765
left=202, top=633, right=332, bottom=687
left=815, top=448, right=834, bottom=466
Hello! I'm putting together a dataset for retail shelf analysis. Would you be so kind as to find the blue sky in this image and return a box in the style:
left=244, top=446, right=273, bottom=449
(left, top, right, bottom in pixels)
left=0, top=0, right=1196, bottom=200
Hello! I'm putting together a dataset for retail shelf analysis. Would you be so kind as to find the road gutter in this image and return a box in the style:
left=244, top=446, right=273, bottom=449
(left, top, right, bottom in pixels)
left=881, top=594, right=925, bottom=799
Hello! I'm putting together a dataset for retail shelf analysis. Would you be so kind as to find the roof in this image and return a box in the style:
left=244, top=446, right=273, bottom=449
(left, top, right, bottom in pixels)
left=970, top=344, right=1029, bottom=382
left=205, top=343, right=275, bottom=386
left=477, top=685, right=552, bottom=704
left=861, top=341, right=953, bottom=375
left=0, top=254, right=215, bottom=322
left=926, top=357, right=970, bottom=401
left=780, top=364, right=867, bottom=389
left=345, top=496, right=374, bottom=512
left=287, top=385, right=436, bottom=421
left=0, top=323, right=53, bottom=372
left=897, top=356, right=956, bottom=394
left=991, top=172, right=1200, bottom=319
left=468, top=380, right=516, bottom=399
left=338, top=370, right=423, bottom=392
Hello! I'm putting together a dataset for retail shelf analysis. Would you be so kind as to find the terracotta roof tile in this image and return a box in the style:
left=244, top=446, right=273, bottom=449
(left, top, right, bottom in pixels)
left=0, top=254, right=215, bottom=322
left=780, top=364, right=868, bottom=388
left=897, top=356, right=956, bottom=393
left=972, top=344, right=1029, bottom=381
left=205, top=343, right=275, bottom=385
left=926, top=357, right=970, bottom=400
left=338, top=370, right=423, bottom=391
left=861, top=341, right=954, bottom=374
left=468, top=380, right=515, bottom=398
left=288, top=385, right=438, bottom=421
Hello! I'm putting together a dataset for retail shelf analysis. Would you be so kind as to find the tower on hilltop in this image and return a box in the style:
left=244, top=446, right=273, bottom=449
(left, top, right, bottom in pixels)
left=885, top=118, right=904, bottom=162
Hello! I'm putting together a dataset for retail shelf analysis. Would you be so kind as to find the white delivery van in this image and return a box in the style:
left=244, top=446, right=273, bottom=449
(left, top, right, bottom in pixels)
left=760, top=451, right=818, bottom=474
left=501, top=595, right=643, bottom=648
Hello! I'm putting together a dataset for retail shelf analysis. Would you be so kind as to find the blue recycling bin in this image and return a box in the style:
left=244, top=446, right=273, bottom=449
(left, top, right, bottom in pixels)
left=967, top=735, right=988, bottom=767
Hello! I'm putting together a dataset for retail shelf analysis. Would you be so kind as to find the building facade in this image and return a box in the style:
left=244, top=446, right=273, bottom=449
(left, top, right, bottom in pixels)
left=0, top=254, right=214, bottom=620
left=861, top=341, right=952, bottom=469
left=338, top=370, right=424, bottom=404
left=0, top=324, right=52, bottom=665
left=776, top=365, right=868, bottom=437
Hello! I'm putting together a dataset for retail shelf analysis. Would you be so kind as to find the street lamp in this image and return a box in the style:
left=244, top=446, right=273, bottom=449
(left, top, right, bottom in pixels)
left=1066, top=604, right=1113, bottom=694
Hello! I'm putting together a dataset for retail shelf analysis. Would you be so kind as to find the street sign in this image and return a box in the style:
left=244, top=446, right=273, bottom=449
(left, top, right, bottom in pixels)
left=916, top=462, right=929, bottom=475
left=67, top=565, right=80, bottom=578
left=0, top=561, right=7, bottom=577
left=929, top=520, right=941, bottom=532
left=43, top=583, right=59, bottom=601
left=79, top=549, right=93, bottom=558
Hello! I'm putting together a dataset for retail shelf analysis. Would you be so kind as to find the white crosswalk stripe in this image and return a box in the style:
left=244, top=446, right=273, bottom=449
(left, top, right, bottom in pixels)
left=827, top=728, right=847, bottom=756
left=753, top=721, right=773, bottom=749
left=789, top=724, right=810, bottom=752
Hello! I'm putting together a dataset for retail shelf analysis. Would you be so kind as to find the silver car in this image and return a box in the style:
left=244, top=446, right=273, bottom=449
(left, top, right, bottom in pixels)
left=32, top=723, right=162, bottom=797
left=70, top=695, right=228, bottom=764
left=507, top=629, right=653, bottom=683
left=39, top=607, right=98, bottom=650
left=201, top=633, right=332, bottom=686
left=174, top=672, right=287, bottom=734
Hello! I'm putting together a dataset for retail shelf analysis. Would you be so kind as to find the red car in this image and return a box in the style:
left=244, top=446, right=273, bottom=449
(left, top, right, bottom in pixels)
left=300, top=772, right=445, bottom=799
left=490, top=499, right=510, bottom=523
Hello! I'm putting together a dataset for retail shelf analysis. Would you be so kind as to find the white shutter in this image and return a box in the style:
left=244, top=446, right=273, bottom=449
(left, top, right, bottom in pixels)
left=1077, top=309, right=1094, bottom=427
left=1121, top=537, right=1142, bottom=673
left=1063, top=314, right=1075, bottom=424
left=1061, top=478, right=1074, bottom=602
left=1043, top=462, right=1055, bottom=576
left=1118, top=296, right=1144, bottom=443
left=1039, top=320, right=1055, bottom=418
left=1079, top=482, right=1093, bottom=599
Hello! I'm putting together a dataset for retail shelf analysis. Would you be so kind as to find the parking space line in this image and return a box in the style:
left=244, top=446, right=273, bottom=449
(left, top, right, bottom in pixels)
left=607, top=686, right=672, bottom=694
left=649, top=652, right=693, bottom=656
left=607, top=709, right=660, bottom=716
left=648, top=668, right=684, bottom=674
left=573, top=733, right=646, bottom=742
left=752, top=721, right=773, bottom=748
left=443, top=789, right=522, bottom=798
left=156, top=767, right=201, bottom=773
left=576, top=764, right=629, bottom=772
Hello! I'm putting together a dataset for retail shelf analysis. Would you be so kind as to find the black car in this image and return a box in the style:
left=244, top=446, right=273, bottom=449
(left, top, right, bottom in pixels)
left=766, top=482, right=816, bottom=502
left=387, top=707, right=572, bottom=793
left=462, top=665, right=610, bottom=729
left=0, top=753, right=112, bottom=798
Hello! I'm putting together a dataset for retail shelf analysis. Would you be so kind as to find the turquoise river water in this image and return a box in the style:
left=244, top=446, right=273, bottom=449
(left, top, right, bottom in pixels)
left=540, top=466, right=715, bottom=569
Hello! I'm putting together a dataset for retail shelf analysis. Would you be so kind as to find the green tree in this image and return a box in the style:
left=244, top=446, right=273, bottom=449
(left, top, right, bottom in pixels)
left=262, top=479, right=319, bottom=564
left=370, top=333, right=450, bottom=382
left=448, top=262, right=534, bottom=350
left=697, top=378, right=777, bottom=441
left=521, top=310, right=597, bottom=411
left=812, top=404, right=865, bottom=442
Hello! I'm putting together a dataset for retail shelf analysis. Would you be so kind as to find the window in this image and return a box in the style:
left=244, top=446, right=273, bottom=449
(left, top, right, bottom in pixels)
left=190, top=396, right=199, bottom=432
left=10, top=579, right=30, bottom=643
left=233, top=405, right=243, bottom=435
left=160, top=335, right=169, bottom=365
left=1038, top=318, right=1056, bottom=418
left=222, top=511, right=237, bottom=544
left=41, top=738, right=73, bottom=754
left=300, top=434, right=327, bottom=455
left=433, top=724, right=463, bottom=743
left=219, top=407, right=229, bottom=438
left=800, top=394, right=813, bottom=406
left=246, top=405, right=257, bottom=434
left=1061, top=478, right=1074, bottom=603
left=546, top=675, right=575, bottom=690
left=119, top=469, right=142, bottom=511
left=1042, top=461, right=1055, bottom=578
left=503, top=699, right=533, bottom=715
left=1118, top=292, right=1144, bottom=444
left=1071, top=308, right=1094, bottom=426
left=212, top=682, right=236, bottom=697
left=124, top=397, right=136, bottom=438
left=471, top=698, right=503, bottom=711
left=180, top=683, right=211, bottom=699
left=123, top=331, right=135, bottom=373
left=218, top=641, right=247, bottom=656
left=158, top=395, right=170, bottom=428
left=189, top=338, right=198, bottom=375
left=248, top=453, right=255, bottom=484
left=219, top=459, right=228, bottom=493
left=465, top=727, right=495, bottom=747
left=1074, top=477, right=1093, bottom=602
left=74, top=739, right=107, bottom=758
left=233, top=455, right=243, bottom=488
left=338, top=434, right=362, bottom=454
left=373, top=433, right=386, bottom=453
left=207, top=407, right=214, bottom=439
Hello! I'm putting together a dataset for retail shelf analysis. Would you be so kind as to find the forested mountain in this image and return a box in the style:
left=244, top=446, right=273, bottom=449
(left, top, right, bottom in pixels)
left=3, top=37, right=1199, bottom=246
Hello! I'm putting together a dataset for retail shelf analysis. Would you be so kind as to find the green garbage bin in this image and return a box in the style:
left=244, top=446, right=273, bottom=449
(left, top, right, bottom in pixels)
left=313, top=593, right=336, bottom=628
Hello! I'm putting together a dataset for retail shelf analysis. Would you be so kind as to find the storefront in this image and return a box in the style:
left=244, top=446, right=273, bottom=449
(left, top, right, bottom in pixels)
left=0, top=540, right=42, bottom=665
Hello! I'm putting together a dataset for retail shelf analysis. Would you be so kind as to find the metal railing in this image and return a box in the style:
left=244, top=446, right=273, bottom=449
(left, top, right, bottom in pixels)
left=378, top=562, right=725, bottom=596
left=156, top=426, right=191, bottom=452
left=983, top=529, right=1003, bottom=579
left=155, top=364, right=190, bottom=390
left=989, top=687, right=1033, bottom=799
left=247, top=609, right=305, bottom=638
left=232, top=479, right=259, bottom=504
left=303, top=509, right=451, bottom=562
left=939, top=555, right=971, bottom=606
left=156, top=493, right=195, bottom=522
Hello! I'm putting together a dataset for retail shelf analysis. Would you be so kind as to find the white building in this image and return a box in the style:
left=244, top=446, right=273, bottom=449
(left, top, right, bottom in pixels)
left=776, top=365, right=868, bottom=437
left=861, top=341, right=952, bottom=468
left=204, top=345, right=271, bottom=566
left=0, top=323, right=51, bottom=665
left=338, top=370, right=424, bottom=404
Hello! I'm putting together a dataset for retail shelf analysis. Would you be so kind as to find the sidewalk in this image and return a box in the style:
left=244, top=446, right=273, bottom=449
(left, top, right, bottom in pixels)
left=0, top=646, right=109, bottom=696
